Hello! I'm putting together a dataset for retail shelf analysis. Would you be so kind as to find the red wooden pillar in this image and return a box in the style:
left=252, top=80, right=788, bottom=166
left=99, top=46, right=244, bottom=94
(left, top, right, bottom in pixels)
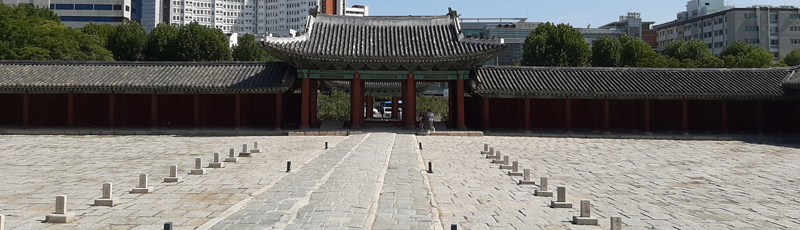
left=150, top=91, right=158, bottom=129
left=360, top=79, right=366, bottom=126
left=682, top=97, right=688, bottom=135
left=300, top=77, right=310, bottom=129
left=757, top=100, right=763, bottom=135
left=275, top=91, right=283, bottom=130
left=603, top=97, right=610, bottom=133
left=391, top=94, right=398, bottom=119
left=351, top=73, right=363, bottom=128
left=22, top=91, right=29, bottom=129
left=565, top=96, right=572, bottom=133
left=67, top=91, right=74, bottom=128
left=482, top=95, right=490, bottom=131
left=721, top=99, right=728, bottom=134
left=447, top=81, right=455, bottom=128
left=366, top=94, right=373, bottom=120
left=523, top=96, right=531, bottom=133
left=235, top=91, right=241, bottom=129
left=456, top=78, right=466, bottom=130
left=193, top=92, right=200, bottom=128
left=404, top=74, right=416, bottom=129
left=109, top=91, right=115, bottom=128
left=644, top=98, right=651, bottom=134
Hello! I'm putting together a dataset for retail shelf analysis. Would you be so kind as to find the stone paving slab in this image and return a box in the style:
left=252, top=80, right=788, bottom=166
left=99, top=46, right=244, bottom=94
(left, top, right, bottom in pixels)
left=417, top=136, right=800, bottom=229
left=0, top=135, right=345, bottom=230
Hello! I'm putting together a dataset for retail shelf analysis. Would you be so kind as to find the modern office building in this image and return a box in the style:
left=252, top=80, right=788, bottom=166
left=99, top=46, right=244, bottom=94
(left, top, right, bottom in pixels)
left=654, top=0, right=800, bottom=59
left=344, top=4, right=367, bottom=16
left=597, top=12, right=658, bottom=48
left=2, top=0, right=132, bottom=28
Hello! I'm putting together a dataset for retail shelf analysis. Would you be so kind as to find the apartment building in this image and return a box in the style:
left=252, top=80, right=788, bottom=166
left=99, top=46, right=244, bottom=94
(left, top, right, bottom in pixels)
left=2, top=0, right=132, bottom=28
left=654, top=0, right=800, bottom=59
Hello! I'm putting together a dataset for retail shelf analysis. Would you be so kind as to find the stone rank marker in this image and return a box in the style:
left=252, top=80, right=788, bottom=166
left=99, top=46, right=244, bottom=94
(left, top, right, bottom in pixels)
left=251, top=142, right=261, bottom=153
left=518, top=169, right=536, bottom=185
left=482, top=146, right=494, bottom=156
left=572, top=200, right=598, bottom=225
left=45, top=195, right=75, bottom=223
left=239, top=144, right=251, bottom=157
left=610, top=216, right=623, bottom=230
left=1, top=214, right=5, bottom=230
left=164, top=165, right=181, bottom=182
left=487, top=150, right=502, bottom=160
left=225, top=148, right=239, bottom=163
left=493, top=155, right=509, bottom=165
left=550, top=186, right=572, bottom=208
left=535, top=177, right=553, bottom=197
left=480, top=143, right=490, bottom=155
left=131, top=174, right=153, bottom=193
left=506, top=161, right=523, bottom=176
left=94, top=182, right=120, bottom=206
left=191, top=158, right=207, bottom=175
left=209, top=152, right=225, bottom=168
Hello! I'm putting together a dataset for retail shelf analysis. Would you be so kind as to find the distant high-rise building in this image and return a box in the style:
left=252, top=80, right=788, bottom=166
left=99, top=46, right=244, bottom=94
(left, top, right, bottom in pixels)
left=655, top=1, right=800, bottom=60
left=2, top=0, right=132, bottom=28
left=344, top=4, right=367, bottom=17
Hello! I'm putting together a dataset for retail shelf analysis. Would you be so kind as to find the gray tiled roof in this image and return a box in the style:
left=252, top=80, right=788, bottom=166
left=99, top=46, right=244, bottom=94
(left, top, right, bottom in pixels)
left=261, top=14, right=506, bottom=67
left=0, top=61, right=296, bottom=92
left=473, top=66, right=798, bottom=99
left=782, top=69, right=800, bottom=90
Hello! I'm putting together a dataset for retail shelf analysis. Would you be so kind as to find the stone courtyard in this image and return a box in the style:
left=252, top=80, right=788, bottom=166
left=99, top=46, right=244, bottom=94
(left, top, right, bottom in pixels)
left=0, top=134, right=798, bottom=229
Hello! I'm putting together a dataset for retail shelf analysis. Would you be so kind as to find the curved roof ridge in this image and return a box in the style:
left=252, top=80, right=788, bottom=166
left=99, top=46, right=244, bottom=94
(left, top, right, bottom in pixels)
left=0, top=60, right=283, bottom=67
left=480, top=65, right=796, bottom=72
left=314, top=14, right=453, bottom=26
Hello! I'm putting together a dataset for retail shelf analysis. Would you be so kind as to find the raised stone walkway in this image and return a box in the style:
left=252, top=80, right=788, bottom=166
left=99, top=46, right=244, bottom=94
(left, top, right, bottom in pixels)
left=209, top=133, right=438, bottom=230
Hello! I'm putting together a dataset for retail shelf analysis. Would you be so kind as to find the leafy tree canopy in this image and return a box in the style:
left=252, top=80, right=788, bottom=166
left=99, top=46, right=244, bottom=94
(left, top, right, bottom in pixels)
left=591, top=36, right=621, bottom=67
left=107, top=21, right=147, bottom=61
left=781, top=49, right=800, bottom=67
left=521, top=22, right=590, bottom=66
left=144, top=23, right=179, bottom=61
left=174, top=22, right=232, bottom=61
left=81, top=22, right=115, bottom=48
left=662, top=40, right=711, bottom=61
left=719, top=41, right=774, bottom=68
left=232, top=34, right=280, bottom=61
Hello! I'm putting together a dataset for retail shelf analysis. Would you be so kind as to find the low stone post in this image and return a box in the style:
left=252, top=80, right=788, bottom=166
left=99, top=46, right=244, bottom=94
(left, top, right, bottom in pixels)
left=131, top=174, right=153, bottom=193
left=572, top=200, right=598, bottom=225
left=535, top=177, right=553, bottom=197
left=225, top=148, right=239, bottom=163
left=164, top=222, right=173, bottom=230
left=550, top=186, right=571, bottom=208
left=94, top=182, right=120, bottom=206
left=507, top=161, right=522, bottom=176
left=610, top=217, right=622, bottom=230
left=325, top=142, right=328, bottom=149
left=0, top=214, right=5, bottom=230
left=487, top=150, right=502, bottom=160
left=494, top=155, right=509, bottom=165
left=286, top=161, right=291, bottom=172
left=209, top=152, right=225, bottom=168
left=164, top=165, right=181, bottom=182
left=427, top=161, right=433, bottom=173
left=239, top=144, right=251, bottom=157
left=482, top=146, right=494, bottom=156
left=45, top=195, right=75, bottom=223
left=191, top=158, right=207, bottom=175
left=250, top=142, right=261, bottom=153
left=518, top=169, right=536, bottom=185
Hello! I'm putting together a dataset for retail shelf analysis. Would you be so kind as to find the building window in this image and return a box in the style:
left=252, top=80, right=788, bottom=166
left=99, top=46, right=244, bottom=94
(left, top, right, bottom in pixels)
left=745, top=26, right=759, bottom=31
left=707, top=43, right=712, bottom=49
left=770, top=14, right=778, bottom=21
left=791, top=14, right=800, bottom=19
left=55, top=4, right=74, bottom=10
left=75, top=4, right=93, bottom=10
left=791, top=26, right=800, bottom=31
left=95, top=4, right=112, bottom=10
left=113, top=5, right=122, bottom=10
left=771, top=39, right=779, bottom=45
left=744, top=13, right=756, bottom=19
left=791, top=39, right=800, bottom=44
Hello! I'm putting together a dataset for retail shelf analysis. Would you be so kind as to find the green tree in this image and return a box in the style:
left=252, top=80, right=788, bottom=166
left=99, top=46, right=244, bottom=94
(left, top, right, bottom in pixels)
left=318, top=91, right=351, bottom=121
left=81, top=22, right=115, bottom=48
left=719, top=41, right=773, bottom=68
left=174, top=22, right=232, bottom=61
left=144, top=23, right=179, bottom=61
left=0, top=4, right=112, bottom=61
left=232, top=33, right=279, bottom=61
left=107, top=21, right=147, bottom=61
left=618, top=35, right=658, bottom=67
left=591, top=37, right=621, bottom=67
left=416, top=96, right=449, bottom=122
left=521, top=22, right=590, bottom=66
left=662, top=40, right=711, bottom=61
left=781, top=49, right=800, bottom=67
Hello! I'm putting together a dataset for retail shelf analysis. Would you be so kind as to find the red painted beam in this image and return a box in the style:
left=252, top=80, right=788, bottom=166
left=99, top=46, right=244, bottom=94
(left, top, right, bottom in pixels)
left=351, top=73, right=363, bottom=128
left=109, top=91, right=115, bottom=128
left=457, top=78, right=466, bottom=130
left=366, top=94, right=373, bottom=119
left=67, top=91, right=74, bottom=128
left=391, top=94, right=398, bottom=119
left=406, top=74, right=416, bottom=129
left=22, top=91, right=29, bottom=129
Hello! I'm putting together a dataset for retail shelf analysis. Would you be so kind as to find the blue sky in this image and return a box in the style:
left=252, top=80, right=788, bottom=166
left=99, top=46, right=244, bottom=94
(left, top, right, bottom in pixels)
left=349, top=0, right=799, bottom=26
